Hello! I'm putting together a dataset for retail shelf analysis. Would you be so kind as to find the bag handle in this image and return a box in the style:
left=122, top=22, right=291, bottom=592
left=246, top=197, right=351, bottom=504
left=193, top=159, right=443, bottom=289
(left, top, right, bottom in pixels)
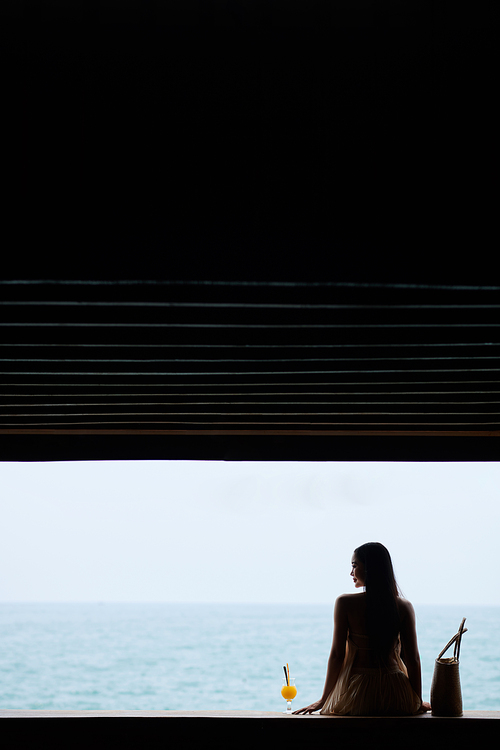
left=454, top=617, right=467, bottom=662
left=437, top=617, right=467, bottom=661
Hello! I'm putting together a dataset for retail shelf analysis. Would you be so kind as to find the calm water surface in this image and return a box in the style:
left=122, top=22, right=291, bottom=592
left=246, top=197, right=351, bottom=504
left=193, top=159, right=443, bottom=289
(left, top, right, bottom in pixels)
left=0, top=603, right=498, bottom=711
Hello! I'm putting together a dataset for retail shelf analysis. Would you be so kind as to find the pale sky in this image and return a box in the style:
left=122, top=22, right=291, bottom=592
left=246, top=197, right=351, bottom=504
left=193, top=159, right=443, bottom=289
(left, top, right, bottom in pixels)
left=0, top=460, right=497, bottom=606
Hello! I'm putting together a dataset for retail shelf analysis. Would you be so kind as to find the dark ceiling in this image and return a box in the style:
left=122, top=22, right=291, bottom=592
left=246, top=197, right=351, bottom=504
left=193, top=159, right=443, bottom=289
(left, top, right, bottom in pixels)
left=2, top=2, right=497, bottom=461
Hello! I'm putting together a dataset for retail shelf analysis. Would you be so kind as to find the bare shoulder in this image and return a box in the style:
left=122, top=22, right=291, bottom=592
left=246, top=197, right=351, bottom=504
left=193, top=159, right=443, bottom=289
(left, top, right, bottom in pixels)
left=398, top=597, right=416, bottom=622
left=336, top=593, right=361, bottom=603
left=335, top=593, right=364, bottom=610
left=333, top=594, right=358, bottom=628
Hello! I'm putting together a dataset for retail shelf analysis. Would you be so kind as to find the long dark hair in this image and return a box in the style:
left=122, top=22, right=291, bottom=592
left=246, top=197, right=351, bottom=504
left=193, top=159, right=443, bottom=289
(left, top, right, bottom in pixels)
left=354, top=542, right=402, bottom=660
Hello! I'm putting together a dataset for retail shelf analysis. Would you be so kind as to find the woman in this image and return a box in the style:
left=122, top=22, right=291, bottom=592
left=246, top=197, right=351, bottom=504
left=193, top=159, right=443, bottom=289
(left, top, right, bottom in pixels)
left=293, top=542, right=431, bottom=715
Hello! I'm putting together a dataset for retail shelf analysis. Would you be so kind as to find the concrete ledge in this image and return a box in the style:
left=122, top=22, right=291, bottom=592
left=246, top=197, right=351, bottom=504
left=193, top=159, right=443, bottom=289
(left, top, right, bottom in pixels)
left=1, top=710, right=498, bottom=750
left=1, top=709, right=499, bottom=719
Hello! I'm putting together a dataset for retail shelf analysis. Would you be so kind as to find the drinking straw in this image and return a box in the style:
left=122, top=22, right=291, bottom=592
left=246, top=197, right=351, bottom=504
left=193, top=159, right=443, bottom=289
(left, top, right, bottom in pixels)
left=287, top=663, right=290, bottom=685
left=283, top=666, right=288, bottom=685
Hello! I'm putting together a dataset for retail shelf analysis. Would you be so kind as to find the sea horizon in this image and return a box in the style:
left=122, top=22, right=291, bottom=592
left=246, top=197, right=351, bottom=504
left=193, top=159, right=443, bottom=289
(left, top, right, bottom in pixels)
left=1, top=602, right=497, bottom=711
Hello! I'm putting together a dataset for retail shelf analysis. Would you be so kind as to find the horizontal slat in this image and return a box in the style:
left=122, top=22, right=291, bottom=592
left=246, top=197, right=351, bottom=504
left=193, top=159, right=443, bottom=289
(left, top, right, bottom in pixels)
left=3, top=322, right=500, bottom=328
left=3, top=301, right=500, bottom=309
left=2, top=399, right=498, bottom=406
left=1, top=421, right=499, bottom=429
left=1, top=329, right=496, bottom=347
left=2, top=280, right=500, bottom=290
left=4, top=410, right=499, bottom=418
left=3, top=356, right=500, bottom=363
left=2, top=379, right=500, bottom=388
left=0, top=340, right=500, bottom=356
left=0, top=394, right=500, bottom=404
left=1, top=430, right=499, bottom=437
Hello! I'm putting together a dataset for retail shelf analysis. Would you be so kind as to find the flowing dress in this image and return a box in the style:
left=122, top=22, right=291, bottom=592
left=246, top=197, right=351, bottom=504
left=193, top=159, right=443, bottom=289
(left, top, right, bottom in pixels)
left=320, top=632, right=422, bottom=716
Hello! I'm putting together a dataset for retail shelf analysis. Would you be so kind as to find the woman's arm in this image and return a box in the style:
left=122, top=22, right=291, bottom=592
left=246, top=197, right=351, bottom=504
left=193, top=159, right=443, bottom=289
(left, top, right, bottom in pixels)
left=293, top=595, right=348, bottom=714
left=400, top=600, right=430, bottom=711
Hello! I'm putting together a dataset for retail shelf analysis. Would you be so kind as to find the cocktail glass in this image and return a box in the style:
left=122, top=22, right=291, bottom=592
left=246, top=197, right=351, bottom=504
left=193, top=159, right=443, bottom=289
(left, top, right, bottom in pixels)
left=281, top=677, right=297, bottom=714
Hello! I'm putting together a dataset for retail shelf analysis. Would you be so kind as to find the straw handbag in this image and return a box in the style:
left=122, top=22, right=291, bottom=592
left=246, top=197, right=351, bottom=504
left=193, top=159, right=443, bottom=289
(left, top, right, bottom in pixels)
left=430, top=617, right=467, bottom=716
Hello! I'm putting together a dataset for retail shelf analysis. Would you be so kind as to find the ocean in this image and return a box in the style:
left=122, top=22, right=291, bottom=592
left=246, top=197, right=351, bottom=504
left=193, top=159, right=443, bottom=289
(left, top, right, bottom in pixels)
left=0, top=603, right=498, bottom=712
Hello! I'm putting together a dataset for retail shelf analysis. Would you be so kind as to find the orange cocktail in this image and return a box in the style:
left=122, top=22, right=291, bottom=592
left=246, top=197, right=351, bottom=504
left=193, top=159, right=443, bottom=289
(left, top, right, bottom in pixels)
left=281, top=684, right=297, bottom=701
left=281, top=676, right=297, bottom=713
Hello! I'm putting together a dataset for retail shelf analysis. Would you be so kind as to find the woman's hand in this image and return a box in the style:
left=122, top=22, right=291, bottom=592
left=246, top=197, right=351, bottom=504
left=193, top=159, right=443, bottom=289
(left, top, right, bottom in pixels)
left=415, top=701, right=431, bottom=713
left=292, top=699, right=325, bottom=715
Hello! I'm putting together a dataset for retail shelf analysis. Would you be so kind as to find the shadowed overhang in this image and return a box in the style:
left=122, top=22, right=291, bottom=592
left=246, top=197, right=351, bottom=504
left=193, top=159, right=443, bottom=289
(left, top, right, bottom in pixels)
left=2, top=277, right=499, bottom=461
left=2, top=1, right=496, bottom=461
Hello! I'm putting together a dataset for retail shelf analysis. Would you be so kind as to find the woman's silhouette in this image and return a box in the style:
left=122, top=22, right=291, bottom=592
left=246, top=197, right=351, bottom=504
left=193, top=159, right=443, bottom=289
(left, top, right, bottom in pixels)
left=293, top=542, right=431, bottom=715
